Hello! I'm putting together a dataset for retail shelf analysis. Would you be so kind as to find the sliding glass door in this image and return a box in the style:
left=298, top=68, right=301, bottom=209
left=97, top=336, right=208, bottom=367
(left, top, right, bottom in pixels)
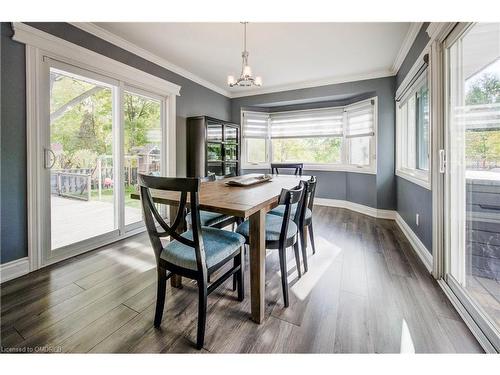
left=444, top=22, right=500, bottom=350
left=43, top=59, right=168, bottom=264
left=123, top=89, right=162, bottom=227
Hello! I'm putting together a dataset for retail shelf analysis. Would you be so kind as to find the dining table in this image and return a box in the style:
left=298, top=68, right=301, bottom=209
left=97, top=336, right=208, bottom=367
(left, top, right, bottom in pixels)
left=130, top=173, right=309, bottom=324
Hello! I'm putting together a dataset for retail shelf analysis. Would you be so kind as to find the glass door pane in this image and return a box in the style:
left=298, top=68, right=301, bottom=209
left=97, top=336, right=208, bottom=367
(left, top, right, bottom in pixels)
left=447, top=23, right=500, bottom=346
left=49, top=67, right=116, bottom=249
left=123, top=90, right=162, bottom=226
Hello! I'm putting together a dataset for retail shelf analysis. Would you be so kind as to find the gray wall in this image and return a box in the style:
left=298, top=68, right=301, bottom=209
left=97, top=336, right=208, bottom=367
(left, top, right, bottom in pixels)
left=395, top=22, right=433, bottom=253
left=1, top=23, right=28, bottom=263
left=231, top=76, right=396, bottom=210
left=0, top=22, right=231, bottom=264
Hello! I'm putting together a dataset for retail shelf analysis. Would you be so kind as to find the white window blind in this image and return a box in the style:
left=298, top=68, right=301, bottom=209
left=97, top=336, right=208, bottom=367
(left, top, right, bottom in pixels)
left=242, top=111, right=269, bottom=138
left=344, top=99, right=376, bottom=138
left=269, top=108, right=344, bottom=139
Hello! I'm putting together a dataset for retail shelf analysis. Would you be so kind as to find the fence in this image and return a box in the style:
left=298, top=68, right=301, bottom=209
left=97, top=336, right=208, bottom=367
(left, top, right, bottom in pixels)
left=50, top=155, right=160, bottom=201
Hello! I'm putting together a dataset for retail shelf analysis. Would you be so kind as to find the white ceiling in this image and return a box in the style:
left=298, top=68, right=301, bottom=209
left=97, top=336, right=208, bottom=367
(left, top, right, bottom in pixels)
left=89, top=22, right=416, bottom=97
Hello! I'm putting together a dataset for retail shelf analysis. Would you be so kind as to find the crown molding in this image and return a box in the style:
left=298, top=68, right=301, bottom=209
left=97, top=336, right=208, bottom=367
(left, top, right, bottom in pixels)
left=426, top=22, right=457, bottom=43
left=229, top=69, right=394, bottom=99
left=391, top=22, right=423, bottom=74
left=69, top=22, right=231, bottom=98
left=69, top=22, right=401, bottom=100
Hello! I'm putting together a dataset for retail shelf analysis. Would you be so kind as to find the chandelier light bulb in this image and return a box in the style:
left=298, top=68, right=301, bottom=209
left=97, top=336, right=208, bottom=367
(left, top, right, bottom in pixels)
left=254, top=76, right=262, bottom=86
left=227, top=75, right=236, bottom=86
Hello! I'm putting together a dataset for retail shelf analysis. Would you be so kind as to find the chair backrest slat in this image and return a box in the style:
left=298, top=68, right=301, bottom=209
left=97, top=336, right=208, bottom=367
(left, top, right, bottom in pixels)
left=277, top=183, right=305, bottom=244
left=299, top=176, right=317, bottom=224
left=139, top=174, right=206, bottom=271
left=271, top=163, right=303, bottom=176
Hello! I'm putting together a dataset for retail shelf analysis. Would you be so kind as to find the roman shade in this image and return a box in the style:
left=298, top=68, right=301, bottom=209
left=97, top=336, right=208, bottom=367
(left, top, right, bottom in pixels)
left=269, top=108, right=344, bottom=139
left=242, top=111, right=269, bottom=138
left=344, top=99, right=376, bottom=138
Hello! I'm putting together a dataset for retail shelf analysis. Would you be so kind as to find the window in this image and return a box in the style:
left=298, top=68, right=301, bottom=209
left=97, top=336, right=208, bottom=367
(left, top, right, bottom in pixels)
left=242, top=111, right=269, bottom=164
left=241, top=98, right=377, bottom=173
left=396, top=67, right=431, bottom=188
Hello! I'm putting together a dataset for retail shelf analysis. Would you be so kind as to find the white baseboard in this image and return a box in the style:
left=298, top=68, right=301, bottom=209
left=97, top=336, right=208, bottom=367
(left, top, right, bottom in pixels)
left=314, top=198, right=397, bottom=220
left=395, top=213, right=433, bottom=273
left=313, top=198, right=432, bottom=273
left=0, top=257, right=30, bottom=283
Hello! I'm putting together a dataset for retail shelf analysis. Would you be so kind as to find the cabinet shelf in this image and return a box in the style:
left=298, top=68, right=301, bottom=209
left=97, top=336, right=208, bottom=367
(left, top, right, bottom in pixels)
left=187, top=116, right=241, bottom=177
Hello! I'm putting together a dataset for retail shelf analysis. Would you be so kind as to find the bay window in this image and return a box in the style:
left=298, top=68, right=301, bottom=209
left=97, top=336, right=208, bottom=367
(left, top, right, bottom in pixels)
left=241, top=97, right=377, bottom=173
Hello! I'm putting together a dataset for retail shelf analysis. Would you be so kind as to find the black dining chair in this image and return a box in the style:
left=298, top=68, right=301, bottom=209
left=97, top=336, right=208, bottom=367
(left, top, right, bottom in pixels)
left=269, top=176, right=317, bottom=273
left=235, top=183, right=305, bottom=307
left=185, top=174, right=237, bottom=229
left=139, top=174, right=246, bottom=349
left=270, top=162, right=303, bottom=176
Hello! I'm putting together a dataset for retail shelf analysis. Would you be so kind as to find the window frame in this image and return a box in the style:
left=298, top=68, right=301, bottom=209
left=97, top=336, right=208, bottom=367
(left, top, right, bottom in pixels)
left=396, top=62, right=432, bottom=190
left=241, top=97, right=378, bottom=174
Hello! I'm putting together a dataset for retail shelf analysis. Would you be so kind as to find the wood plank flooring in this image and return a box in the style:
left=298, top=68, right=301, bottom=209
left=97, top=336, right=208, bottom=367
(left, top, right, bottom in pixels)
left=0, top=206, right=483, bottom=353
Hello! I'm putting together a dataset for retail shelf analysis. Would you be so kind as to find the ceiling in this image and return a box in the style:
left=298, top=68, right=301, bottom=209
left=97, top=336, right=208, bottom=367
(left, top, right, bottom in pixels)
left=86, top=22, right=417, bottom=97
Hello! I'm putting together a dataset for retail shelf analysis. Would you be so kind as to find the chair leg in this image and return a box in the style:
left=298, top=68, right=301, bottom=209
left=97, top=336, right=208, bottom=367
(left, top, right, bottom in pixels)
left=300, top=227, right=309, bottom=273
left=232, top=257, right=237, bottom=291
left=237, top=248, right=245, bottom=302
left=278, top=248, right=290, bottom=307
left=154, top=268, right=167, bottom=328
left=308, top=222, right=316, bottom=255
left=196, top=277, right=208, bottom=350
left=293, top=241, right=302, bottom=278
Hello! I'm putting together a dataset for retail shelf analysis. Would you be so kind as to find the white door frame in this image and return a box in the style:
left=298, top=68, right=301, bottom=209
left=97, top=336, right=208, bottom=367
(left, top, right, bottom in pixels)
left=434, top=21, right=500, bottom=353
left=15, top=22, right=179, bottom=270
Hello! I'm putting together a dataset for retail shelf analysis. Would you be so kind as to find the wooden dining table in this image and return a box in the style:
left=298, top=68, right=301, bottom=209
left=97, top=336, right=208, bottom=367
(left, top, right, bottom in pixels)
left=130, top=173, right=309, bottom=324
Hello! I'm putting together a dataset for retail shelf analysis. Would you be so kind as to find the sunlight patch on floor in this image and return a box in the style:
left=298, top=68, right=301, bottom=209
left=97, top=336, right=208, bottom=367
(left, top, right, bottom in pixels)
left=400, top=319, right=415, bottom=353
left=288, top=236, right=342, bottom=301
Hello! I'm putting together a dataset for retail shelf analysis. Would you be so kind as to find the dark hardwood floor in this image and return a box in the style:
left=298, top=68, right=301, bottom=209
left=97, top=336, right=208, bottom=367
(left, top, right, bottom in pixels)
left=0, top=206, right=483, bottom=353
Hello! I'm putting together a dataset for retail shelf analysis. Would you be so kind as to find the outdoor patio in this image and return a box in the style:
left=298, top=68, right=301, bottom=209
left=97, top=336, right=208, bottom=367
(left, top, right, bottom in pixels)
left=51, top=196, right=142, bottom=249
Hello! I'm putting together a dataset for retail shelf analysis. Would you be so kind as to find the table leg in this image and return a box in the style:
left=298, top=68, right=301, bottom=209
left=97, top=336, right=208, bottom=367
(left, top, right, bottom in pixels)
left=249, top=209, right=266, bottom=323
left=169, top=204, right=183, bottom=289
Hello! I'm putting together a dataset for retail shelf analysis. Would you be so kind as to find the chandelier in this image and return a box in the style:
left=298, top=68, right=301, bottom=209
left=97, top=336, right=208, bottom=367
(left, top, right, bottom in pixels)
left=227, top=22, right=262, bottom=87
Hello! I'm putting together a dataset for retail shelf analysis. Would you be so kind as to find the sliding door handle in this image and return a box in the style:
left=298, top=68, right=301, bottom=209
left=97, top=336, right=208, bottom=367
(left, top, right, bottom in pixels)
left=44, top=148, right=56, bottom=169
left=439, top=149, right=446, bottom=174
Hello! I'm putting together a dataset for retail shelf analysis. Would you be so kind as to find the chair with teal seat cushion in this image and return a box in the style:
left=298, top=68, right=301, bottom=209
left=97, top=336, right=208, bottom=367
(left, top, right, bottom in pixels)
left=139, top=174, right=245, bottom=350
left=161, top=227, right=245, bottom=270
left=186, top=210, right=232, bottom=228
left=235, top=183, right=305, bottom=307
left=269, top=176, right=317, bottom=273
left=185, top=174, right=238, bottom=229
left=235, top=214, right=298, bottom=242
left=268, top=204, right=312, bottom=222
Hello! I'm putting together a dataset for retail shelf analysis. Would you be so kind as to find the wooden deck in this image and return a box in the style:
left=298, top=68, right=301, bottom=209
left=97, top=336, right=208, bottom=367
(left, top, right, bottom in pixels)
left=0, top=206, right=483, bottom=353
left=51, top=196, right=142, bottom=249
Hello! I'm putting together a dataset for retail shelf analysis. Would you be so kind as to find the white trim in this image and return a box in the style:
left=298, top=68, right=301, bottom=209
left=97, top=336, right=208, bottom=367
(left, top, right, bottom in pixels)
left=68, top=22, right=415, bottom=100
left=395, top=213, right=433, bottom=273
left=391, top=22, right=424, bottom=74
left=230, top=70, right=393, bottom=98
left=12, top=23, right=181, bottom=97
left=426, top=23, right=457, bottom=44
left=69, top=22, right=229, bottom=98
left=0, top=258, right=30, bottom=283
left=438, top=279, right=496, bottom=353
left=396, top=170, right=431, bottom=190
left=314, top=198, right=396, bottom=220
left=243, top=163, right=377, bottom=175
left=20, top=23, right=177, bottom=271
